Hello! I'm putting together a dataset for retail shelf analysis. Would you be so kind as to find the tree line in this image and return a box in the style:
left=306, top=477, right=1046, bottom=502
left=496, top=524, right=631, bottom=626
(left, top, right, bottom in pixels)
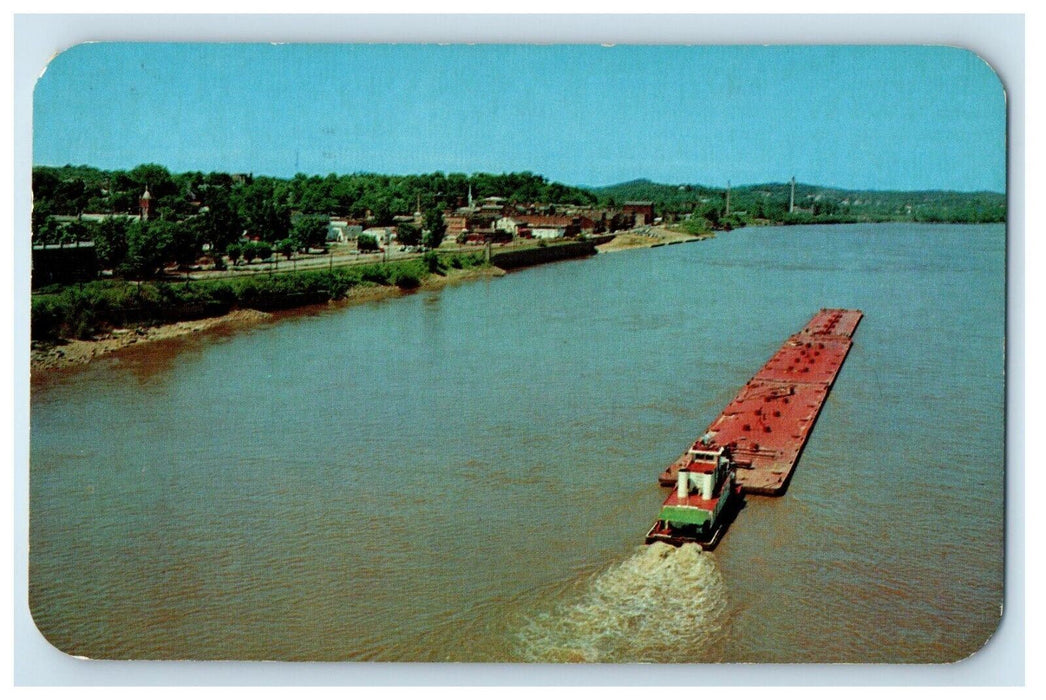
left=32, top=251, right=488, bottom=342
left=590, top=178, right=1006, bottom=225
left=32, top=164, right=600, bottom=279
left=33, top=164, right=1005, bottom=284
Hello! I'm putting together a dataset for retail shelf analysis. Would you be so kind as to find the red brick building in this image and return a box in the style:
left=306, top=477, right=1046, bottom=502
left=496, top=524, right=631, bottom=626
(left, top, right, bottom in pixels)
left=622, top=201, right=655, bottom=226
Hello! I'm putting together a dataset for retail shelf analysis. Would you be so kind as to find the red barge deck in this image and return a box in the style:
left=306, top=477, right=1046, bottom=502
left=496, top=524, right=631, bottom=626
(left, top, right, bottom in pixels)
left=658, top=308, right=863, bottom=497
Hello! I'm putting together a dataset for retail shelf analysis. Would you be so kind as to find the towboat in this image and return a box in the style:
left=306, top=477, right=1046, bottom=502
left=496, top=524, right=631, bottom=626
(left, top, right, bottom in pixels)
left=645, top=439, right=742, bottom=549
left=644, top=309, right=863, bottom=549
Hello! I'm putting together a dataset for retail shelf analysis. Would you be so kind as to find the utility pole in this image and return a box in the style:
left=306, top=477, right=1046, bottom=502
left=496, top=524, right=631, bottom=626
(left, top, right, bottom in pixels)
left=725, top=181, right=731, bottom=217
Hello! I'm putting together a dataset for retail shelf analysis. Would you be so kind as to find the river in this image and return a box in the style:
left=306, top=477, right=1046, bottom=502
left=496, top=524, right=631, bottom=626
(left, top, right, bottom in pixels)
left=29, top=223, right=1005, bottom=663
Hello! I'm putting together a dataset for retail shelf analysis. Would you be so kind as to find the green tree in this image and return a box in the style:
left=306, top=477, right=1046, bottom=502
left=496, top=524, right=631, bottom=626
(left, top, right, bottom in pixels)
left=200, top=189, right=242, bottom=254
left=422, top=251, right=443, bottom=274
left=369, top=199, right=393, bottom=227
left=121, top=219, right=173, bottom=279
left=332, top=176, right=365, bottom=216
left=701, top=203, right=722, bottom=227
left=423, top=210, right=446, bottom=249
left=396, top=221, right=422, bottom=247
left=92, top=217, right=130, bottom=269
left=168, top=219, right=202, bottom=268
left=31, top=202, right=58, bottom=244
left=31, top=197, right=58, bottom=244
left=129, top=163, right=178, bottom=212
left=812, top=199, right=839, bottom=217
left=277, top=238, right=295, bottom=260
left=291, top=214, right=329, bottom=251
left=63, top=219, right=94, bottom=245
left=204, top=171, right=234, bottom=189
left=237, top=179, right=291, bottom=241
left=109, top=171, right=140, bottom=214
left=32, top=168, right=61, bottom=208
left=54, top=178, right=90, bottom=215
left=357, top=233, right=379, bottom=253
left=242, top=241, right=260, bottom=263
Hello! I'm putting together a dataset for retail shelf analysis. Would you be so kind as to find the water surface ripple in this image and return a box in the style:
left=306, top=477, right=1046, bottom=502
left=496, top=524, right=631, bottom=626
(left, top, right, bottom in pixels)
left=30, top=223, right=1005, bottom=662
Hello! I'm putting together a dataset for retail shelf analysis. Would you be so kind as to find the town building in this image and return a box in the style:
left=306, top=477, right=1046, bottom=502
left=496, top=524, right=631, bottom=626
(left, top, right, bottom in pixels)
left=529, top=225, right=566, bottom=240
left=443, top=214, right=471, bottom=237
left=327, top=219, right=362, bottom=243
left=515, top=214, right=581, bottom=237
left=32, top=241, right=98, bottom=288
left=362, top=226, right=395, bottom=246
left=622, top=201, right=655, bottom=226
left=493, top=217, right=521, bottom=236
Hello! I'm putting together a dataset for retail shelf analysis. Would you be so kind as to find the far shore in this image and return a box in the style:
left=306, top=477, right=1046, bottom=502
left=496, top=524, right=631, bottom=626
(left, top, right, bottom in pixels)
left=30, top=265, right=505, bottom=375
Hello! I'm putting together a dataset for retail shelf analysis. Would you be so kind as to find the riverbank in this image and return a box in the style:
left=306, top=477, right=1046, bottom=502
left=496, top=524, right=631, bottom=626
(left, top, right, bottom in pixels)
left=28, top=231, right=667, bottom=375
left=30, top=265, right=505, bottom=374
left=596, top=225, right=710, bottom=252
left=30, top=308, right=274, bottom=373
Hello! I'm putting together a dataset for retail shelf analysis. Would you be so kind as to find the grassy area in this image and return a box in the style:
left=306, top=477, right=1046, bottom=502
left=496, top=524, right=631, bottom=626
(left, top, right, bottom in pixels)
left=665, top=218, right=713, bottom=236
left=32, top=251, right=488, bottom=342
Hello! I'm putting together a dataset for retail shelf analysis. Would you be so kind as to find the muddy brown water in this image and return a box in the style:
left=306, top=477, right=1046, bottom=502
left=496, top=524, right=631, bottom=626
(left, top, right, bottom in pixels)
left=29, top=223, right=1005, bottom=662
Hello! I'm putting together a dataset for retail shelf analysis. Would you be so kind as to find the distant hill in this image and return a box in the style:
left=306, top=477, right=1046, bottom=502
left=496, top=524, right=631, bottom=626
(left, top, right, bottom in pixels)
left=586, top=179, right=1006, bottom=225
left=586, top=178, right=720, bottom=206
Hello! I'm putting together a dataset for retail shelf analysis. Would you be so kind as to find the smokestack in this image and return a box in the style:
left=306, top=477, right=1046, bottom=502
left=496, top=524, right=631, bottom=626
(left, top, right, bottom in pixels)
left=789, top=177, right=796, bottom=214
left=677, top=470, right=689, bottom=502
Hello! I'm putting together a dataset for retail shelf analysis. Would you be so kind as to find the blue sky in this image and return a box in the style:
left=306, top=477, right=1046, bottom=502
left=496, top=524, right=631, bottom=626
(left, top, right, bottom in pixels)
left=33, top=43, right=1006, bottom=192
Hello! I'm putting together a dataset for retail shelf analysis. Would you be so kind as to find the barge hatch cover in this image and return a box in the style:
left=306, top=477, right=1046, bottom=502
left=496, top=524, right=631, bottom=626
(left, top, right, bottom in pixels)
left=658, top=308, right=863, bottom=496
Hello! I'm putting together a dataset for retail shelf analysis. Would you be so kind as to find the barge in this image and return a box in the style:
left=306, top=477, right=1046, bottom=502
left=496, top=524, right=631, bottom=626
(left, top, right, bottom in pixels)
left=646, top=308, right=862, bottom=548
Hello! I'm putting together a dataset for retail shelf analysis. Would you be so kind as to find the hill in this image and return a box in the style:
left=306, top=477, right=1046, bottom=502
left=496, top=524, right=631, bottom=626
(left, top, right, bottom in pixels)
left=587, top=179, right=1006, bottom=225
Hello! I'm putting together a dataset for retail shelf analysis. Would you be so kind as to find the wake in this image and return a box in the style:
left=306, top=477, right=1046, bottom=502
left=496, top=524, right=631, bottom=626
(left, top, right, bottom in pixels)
left=514, top=542, right=728, bottom=663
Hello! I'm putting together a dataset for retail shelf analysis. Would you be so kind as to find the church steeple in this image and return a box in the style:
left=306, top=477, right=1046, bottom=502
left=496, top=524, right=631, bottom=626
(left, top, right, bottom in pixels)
left=139, top=187, right=153, bottom=221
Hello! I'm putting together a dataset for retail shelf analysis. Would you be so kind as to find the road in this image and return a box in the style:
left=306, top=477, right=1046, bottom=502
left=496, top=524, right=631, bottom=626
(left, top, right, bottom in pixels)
left=178, top=243, right=461, bottom=282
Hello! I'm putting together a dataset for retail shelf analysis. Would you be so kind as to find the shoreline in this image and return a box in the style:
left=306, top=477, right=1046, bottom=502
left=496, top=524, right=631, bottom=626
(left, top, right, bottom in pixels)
left=29, top=224, right=713, bottom=376
left=595, top=226, right=711, bottom=252
left=30, top=265, right=505, bottom=375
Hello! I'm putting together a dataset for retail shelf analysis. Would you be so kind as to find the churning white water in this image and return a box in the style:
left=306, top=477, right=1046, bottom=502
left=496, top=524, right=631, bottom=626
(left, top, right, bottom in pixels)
left=515, top=543, right=728, bottom=663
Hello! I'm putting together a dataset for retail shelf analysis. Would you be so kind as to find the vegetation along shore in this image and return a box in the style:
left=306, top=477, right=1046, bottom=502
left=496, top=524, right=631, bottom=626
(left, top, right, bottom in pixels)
left=31, top=257, right=503, bottom=373
left=30, top=163, right=1005, bottom=373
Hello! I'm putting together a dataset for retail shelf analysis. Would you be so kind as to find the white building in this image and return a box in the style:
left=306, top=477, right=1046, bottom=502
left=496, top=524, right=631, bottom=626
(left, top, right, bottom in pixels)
left=362, top=226, right=395, bottom=245
left=531, top=226, right=566, bottom=240
left=494, top=217, right=522, bottom=235
left=327, top=220, right=362, bottom=243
